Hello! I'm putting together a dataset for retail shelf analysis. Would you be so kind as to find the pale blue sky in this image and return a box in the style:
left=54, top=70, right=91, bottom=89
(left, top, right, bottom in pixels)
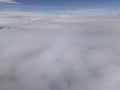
left=0, top=0, right=120, bottom=15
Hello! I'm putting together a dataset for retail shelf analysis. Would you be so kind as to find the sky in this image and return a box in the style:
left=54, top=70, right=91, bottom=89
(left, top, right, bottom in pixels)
left=0, top=0, right=120, bottom=15
left=5, top=0, right=120, bottom=8
left=1, top=1, right=120, bottom=90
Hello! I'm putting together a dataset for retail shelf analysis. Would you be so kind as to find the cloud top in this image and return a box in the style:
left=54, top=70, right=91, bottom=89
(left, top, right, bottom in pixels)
left=0, top=11, right=120, bottom=90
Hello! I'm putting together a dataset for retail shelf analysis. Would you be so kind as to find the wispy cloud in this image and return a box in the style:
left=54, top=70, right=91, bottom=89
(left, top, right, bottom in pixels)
left=0, top=0, right=17, bottom=4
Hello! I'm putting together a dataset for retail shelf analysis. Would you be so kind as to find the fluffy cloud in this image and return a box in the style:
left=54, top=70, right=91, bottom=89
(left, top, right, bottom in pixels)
left=0, top=0, right=16, bottom=3
left=0, top=11, right=120, bottom=90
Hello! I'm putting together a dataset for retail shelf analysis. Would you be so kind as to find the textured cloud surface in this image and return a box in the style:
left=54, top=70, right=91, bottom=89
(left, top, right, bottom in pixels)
left=0, top=11, right=120, bottom=90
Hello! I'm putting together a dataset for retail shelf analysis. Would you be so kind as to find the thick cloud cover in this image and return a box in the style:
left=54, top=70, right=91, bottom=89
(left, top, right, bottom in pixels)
left=0, top=11, right=120, bottom=90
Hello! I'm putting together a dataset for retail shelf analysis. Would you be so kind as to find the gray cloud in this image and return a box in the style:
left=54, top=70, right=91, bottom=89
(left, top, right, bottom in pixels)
left=0, top=11, right=120, bottom=90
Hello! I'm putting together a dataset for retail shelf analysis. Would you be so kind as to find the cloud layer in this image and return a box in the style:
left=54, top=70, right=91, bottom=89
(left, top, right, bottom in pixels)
left=0, top=11, right=120, bottom=90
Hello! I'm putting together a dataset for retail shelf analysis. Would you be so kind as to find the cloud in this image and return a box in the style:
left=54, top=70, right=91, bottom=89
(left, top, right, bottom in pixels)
left=55, top=8, right=120, bottom=16
left=0, top=11, right=120, bottom=90
left=0, top=0, right=16, bottom=3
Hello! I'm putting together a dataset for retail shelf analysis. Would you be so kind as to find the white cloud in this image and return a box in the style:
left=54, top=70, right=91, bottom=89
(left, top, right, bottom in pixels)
left=0, top=0, right=16, bottom=3
left=0, top=11, right=120, bottom=90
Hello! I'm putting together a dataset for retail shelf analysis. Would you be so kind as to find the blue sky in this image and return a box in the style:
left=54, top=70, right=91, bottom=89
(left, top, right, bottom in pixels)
left=12, top=0, right=120, bottom=9
left=0, top=0, right=120, bottom=15
left=6, top=0, right=120, bottom=9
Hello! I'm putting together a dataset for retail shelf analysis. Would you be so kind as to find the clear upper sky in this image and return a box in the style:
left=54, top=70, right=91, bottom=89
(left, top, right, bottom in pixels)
left=15, top=0, right=120, bottom=9
left=0, top=0, right=120, bottom=15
